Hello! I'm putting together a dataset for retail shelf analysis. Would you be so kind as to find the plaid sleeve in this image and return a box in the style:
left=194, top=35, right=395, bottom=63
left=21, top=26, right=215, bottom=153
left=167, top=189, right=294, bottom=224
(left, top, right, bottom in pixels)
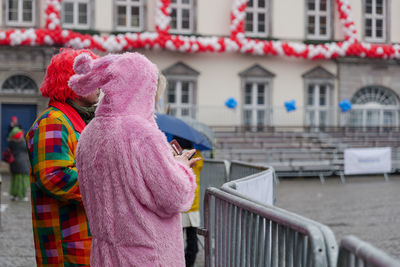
left=31, top=116, right=82, bottom=204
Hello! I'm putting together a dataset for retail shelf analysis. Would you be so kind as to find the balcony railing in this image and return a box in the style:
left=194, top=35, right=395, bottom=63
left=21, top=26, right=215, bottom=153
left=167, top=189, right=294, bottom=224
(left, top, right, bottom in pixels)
left=166, top=105, right=400, bottom=128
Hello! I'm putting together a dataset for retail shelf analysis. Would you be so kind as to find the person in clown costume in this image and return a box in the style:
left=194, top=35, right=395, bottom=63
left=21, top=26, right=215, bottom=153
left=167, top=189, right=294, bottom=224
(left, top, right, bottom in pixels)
left=25, top=48, right=100, bottom=266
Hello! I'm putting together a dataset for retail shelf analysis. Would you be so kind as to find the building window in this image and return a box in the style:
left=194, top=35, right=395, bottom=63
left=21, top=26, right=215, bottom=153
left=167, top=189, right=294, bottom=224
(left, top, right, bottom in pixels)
left=349, top=86, right=399, bottom=127
left=170, top=0, right=194, bottom=34
left=305, top=84, right=332, bottom=127
left=306, top=0, right=331, bottom=40
left=62, top=0, right=90, bottom=29
left=163, top=62, right=199, bottom=118
left=364, top=0, right=387, bottom=42
left=1, top=75, right=38, bottom=94
left=166, top=80, right=196, bottom=118
left=245, top=0, right=269, bottom=38
left=240, top=65, right=274, bottom=129
left=303, top=66, right=335, bottom=128
left=243, top=82, right=271, bottom=128
left=115, top=0, right=144, bottom=31
left=6, top=0, right=35, bottom=26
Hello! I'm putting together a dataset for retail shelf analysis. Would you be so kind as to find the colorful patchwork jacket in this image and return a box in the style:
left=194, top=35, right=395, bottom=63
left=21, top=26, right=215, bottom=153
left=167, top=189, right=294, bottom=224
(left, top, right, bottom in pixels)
left=26, top=101, right=91, bottom=267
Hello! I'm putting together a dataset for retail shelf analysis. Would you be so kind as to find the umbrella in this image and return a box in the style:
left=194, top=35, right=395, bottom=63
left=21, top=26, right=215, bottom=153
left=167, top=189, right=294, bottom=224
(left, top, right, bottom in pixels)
left=180, top=116, right=215, bottom=146
left=155, top=113, right=213, bottom=151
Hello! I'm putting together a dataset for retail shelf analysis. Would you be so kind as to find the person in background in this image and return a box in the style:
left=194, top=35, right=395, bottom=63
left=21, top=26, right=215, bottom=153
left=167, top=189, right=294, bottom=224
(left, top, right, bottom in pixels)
left=8, top=116, right=21, bottom=135
left=25, top=48, right=100, bottom=266
left=8, top=126, right=30, bottom=201
left=68, top=52, right=198, bottom=266
left=173, top=135, right=204, bottom=267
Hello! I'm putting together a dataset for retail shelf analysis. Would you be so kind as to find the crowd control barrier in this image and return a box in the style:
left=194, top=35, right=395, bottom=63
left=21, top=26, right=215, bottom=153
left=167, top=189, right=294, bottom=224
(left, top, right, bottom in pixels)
left=200, top=160, right=269, bottom=227
left=337, top=236, right=400, bottom=267
left=200, top=160, right=229, bottom=227
left=229, top=161, right=271, bottom=181
left=221, top=168, right=338, bottom=267
left=199, top=160, right=400, bottom=267
left=202, top=187, right=330, bottom=267
left=221, top=167, right=275, bottom=206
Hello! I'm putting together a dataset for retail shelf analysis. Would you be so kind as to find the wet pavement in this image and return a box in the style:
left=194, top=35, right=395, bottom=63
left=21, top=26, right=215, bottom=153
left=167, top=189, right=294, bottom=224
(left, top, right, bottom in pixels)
left=275, top=175, right=400, bottom=261
left=1, top=173, right=399, bottom=266
left=0, top=173, right=206, bottom=267
left=0, top=173, right=35, bottom=267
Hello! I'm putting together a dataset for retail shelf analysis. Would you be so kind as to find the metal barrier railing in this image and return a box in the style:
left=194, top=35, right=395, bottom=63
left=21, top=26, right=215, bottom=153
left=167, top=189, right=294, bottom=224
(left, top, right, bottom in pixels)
left=337, top=236, right=400, bottom=267
left=200, top=159, right=229, bottom=227
left=200, top=163, right=399, bottom=267
left=200, top=160, right=273, bottom=227
left=229, top=160, right=269, bottom=181
left=221, top=170, right=338, bottom=267
left=202, top=187, right=329, bottom=267
left=222, top=167, right=276, bottom=205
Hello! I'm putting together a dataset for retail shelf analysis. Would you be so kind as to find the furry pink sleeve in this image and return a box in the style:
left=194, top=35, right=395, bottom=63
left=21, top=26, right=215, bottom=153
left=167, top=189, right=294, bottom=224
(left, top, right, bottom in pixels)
left=127, top=132, right=197, bottom=218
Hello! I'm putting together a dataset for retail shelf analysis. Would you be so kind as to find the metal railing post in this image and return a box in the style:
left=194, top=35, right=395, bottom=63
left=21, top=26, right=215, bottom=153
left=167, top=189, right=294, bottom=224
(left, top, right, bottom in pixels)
left=338, top=236, right=400, bottom=267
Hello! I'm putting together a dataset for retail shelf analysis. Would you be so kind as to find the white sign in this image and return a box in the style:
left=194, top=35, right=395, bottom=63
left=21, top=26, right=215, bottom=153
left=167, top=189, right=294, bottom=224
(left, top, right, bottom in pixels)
left=344, top=147, right=392, bottom=175
left=0, top=204, right=8, bottom=213
left=234, top=170, right=274, bottom=206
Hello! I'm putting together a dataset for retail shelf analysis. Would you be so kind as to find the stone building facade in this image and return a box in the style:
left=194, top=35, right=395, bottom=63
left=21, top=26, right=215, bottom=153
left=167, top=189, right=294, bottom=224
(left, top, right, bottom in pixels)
left=0, top=0, right=399, bottom=151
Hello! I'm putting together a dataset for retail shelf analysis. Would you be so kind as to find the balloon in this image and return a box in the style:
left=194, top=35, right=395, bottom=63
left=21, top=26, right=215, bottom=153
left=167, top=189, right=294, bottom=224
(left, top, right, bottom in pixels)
left=339, top=99, right=352, bottom=112
left=225, top=97, right=238, bottom=109
left=284, top=100, right=296, bottom=112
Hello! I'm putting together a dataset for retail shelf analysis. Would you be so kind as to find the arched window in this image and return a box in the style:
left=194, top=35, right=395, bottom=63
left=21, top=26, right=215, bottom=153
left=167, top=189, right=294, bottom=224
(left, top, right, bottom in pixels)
left=352, top=86, right=397, bottom=105
left=1, top=75, right=38, bottom=94
left=349, top=86, right=399, bottom=127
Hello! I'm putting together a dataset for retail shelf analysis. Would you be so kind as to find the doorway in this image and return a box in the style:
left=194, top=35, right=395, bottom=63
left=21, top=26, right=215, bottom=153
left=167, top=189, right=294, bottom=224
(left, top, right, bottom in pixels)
left=1, top=104, right=37, bottom=153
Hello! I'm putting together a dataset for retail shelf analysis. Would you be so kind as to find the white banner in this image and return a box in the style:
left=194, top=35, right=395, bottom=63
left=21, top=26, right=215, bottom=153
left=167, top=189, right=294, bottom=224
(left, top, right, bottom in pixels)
left=234, top=171, right=274, bottom=206
left=344, top=147, right=392, bottom=175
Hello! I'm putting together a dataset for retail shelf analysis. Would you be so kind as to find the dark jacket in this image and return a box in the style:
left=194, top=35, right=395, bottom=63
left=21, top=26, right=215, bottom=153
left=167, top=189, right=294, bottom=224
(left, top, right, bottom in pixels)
left=9, top=139, right=30, bottom=174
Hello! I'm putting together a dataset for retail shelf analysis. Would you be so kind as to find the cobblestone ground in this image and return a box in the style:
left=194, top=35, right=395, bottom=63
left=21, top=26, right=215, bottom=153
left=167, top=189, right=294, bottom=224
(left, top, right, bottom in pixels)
left=0, top=173, right=35, bottom=267
left=275, top=175, right=400, bottom=261
left=0, top=173, right=206, bottom=267
left=1, top=173, right=399, bottom=266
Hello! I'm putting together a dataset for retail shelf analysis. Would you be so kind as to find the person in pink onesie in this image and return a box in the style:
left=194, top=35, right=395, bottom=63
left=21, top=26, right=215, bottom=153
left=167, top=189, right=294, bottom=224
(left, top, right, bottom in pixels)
left=68, top=52, right=198, bottom=266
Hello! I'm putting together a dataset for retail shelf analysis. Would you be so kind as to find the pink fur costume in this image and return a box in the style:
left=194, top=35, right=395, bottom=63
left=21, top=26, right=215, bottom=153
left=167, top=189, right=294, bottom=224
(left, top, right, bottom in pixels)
left=68, top=52, right=196, bottom=267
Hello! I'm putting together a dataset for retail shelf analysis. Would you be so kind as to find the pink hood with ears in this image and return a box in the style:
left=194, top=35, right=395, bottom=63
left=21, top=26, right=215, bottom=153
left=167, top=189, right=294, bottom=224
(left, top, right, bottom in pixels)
left=68, top=52, right=196, bottom=266
left=68, top=52, right=158, bottom=120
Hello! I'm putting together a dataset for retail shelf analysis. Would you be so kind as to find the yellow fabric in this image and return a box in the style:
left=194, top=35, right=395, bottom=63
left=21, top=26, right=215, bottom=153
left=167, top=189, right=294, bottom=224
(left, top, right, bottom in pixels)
left=187, top=150, right=203, bottom=212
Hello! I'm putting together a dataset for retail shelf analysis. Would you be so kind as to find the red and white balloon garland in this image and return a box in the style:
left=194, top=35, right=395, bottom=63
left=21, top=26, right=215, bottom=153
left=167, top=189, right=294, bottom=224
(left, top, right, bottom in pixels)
left=0, top=0, right=399, bottom=59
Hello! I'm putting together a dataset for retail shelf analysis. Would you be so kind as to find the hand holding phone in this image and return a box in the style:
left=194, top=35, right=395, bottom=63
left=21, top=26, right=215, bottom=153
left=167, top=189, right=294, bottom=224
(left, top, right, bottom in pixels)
left=182, top=149, right=196, bottom=160
left=177, top=149, right=200, bottom=167
left=170, top=139, right=197, bottom=162
left=170, top=139, right=183, bottom=156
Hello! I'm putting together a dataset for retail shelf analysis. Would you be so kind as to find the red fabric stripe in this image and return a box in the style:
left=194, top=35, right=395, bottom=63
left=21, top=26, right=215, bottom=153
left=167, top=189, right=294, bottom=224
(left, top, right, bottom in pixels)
left=48, top=101, right=86, bottom=133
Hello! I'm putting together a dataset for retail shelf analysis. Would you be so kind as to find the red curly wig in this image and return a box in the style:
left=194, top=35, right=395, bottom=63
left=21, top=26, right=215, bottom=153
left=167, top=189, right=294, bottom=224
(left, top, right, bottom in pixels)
left=40, top=48, right=99, bottom=102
